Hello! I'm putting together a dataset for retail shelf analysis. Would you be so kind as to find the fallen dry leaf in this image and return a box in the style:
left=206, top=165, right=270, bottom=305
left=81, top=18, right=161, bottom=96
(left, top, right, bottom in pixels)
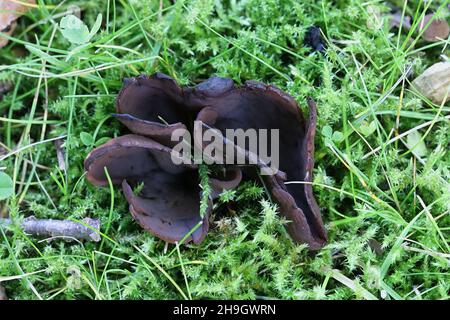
left=0, top=0, right=36, bottom=48
left=388, top=11, right=412, bottom=30
left=388, top=12, right=449, bottom=43
left=419, top=13, right=450, bottom=42
left=412, top=62, right=450, bottom=105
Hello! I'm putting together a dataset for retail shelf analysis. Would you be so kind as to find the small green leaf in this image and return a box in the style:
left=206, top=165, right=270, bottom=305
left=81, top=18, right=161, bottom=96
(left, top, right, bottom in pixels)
left=0, top=172, right=14, bottom=201
left=60, top=15, right=90, bottom=45
left=86, top=14, right=102, bottom=42
left=359, top=120, right=377, bottom=137
left=80, top=132, right=94, bottom=146
left=332, top=131, right=344, bottom=143
left=60, top=14, right=102, bottom=45
left=322, top=125, right=333, bottom=138
left=406, top=131, right=428, bottom=158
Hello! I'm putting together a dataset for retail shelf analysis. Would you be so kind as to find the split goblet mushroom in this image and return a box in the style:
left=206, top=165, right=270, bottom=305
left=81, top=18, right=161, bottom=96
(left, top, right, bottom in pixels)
left=84, top=73, right=327, bottom=249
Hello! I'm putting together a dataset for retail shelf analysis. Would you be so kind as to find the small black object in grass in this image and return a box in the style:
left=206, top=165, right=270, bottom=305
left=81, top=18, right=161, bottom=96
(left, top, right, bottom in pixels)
left=304, top=26, right=325, bottom=52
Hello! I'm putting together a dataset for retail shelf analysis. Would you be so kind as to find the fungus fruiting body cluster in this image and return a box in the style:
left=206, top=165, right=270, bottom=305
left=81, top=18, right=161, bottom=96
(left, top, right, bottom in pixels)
left=84, top=73, right=327, bottom=250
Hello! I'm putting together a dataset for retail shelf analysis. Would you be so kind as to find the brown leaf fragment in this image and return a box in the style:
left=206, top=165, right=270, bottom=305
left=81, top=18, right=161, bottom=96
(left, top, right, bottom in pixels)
left=419, top=13, right=450, bottom=42
left=0, top=0, right=36, bottom=48
left=388, top=12, right=412, bottom=30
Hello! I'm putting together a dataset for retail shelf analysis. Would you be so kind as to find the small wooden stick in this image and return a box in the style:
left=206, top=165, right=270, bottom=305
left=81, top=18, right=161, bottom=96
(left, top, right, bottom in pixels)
left=0, top=217, right=101, bottom=242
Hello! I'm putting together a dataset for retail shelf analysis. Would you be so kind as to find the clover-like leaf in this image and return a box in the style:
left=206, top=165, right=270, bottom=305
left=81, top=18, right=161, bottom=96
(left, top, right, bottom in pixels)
left=322, top=126, right=343, bottom=143
left=359, top=120, right=377, bottom=137
left=406, top=131, right=428, bottom=158
left=322, top=125, right=333, bottom=139
left=0, top=171, right=14, bottom=201
left=60, top=15, right=89, bottom=45
left=80, top=132, right=94, bottom=146
left=94, top=136, right=111, bottom=146
left=88, top=14, right=102, bottom=41
left=332, top=131, right=344, bottom=143
left=60, top=14, right=102, bottom=45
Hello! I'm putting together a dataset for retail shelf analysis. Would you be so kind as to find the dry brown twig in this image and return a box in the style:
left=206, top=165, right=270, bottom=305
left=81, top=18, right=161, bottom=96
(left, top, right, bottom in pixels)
left=0, top=216, right=101, bottom=242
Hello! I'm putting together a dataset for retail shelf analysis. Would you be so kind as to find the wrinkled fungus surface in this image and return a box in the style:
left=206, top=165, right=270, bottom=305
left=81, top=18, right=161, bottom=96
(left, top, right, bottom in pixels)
left=85, top=134, right=241, bottom=243
left=85, top=73, right=327, bottom=249
left=185, top=78, right=327, bottom=249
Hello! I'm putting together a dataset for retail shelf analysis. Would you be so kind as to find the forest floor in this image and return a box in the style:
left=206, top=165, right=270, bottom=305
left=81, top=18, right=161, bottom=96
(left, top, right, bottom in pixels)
left=0, top=0, right=449, bottom=299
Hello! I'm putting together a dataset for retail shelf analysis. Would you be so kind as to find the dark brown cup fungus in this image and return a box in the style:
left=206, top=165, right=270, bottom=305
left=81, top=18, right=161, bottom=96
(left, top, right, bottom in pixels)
left=113, top=74, right=190, bottom=148
left=184, top=78, right=327, bottom=250
left=84, top=134, right=241, bottom=244
left=84, top=73, right=327, bottom=250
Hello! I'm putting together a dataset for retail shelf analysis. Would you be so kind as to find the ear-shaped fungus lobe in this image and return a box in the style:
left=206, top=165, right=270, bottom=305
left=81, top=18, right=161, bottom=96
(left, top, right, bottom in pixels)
left=186, top=78, right=327, bottom=249
left=264, top=99, right=327, bottom=250
left=84, top=134, right=209, bottom=244
left=113, top=113, right=187, bottom=147
left=209, top=167, right=243, bottom=199
left=116, top=73, right=188, bottom=123
left=115, top=73, right=192, bottom=146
